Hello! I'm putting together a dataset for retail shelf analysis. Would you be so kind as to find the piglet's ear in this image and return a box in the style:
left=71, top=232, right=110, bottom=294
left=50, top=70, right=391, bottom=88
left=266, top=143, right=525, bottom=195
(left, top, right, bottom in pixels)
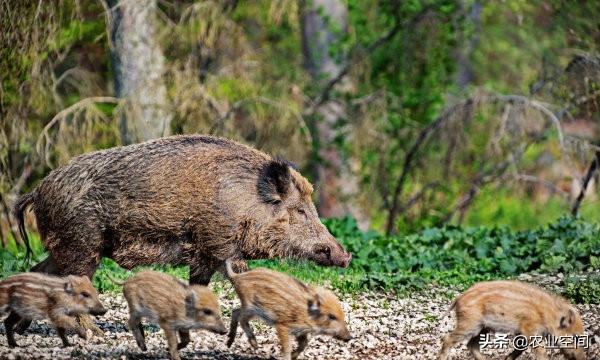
left=64, top=280, right=74, bottom=294
left=258, top=158, right=292, bottom=204
left=185, top=292, right=197, bottom=318
left=307, top=294, right=321, bottom=318
left=559, top=308, right=576, bottom=329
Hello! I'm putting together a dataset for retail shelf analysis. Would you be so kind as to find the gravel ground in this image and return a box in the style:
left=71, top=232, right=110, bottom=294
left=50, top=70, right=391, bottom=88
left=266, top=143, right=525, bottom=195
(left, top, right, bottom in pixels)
left=1, top=274, right=599, bottom=359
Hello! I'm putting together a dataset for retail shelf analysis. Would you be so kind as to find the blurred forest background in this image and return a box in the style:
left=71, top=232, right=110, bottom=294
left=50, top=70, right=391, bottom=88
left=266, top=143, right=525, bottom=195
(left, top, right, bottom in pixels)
left=2, top=0, right=600, bottom=251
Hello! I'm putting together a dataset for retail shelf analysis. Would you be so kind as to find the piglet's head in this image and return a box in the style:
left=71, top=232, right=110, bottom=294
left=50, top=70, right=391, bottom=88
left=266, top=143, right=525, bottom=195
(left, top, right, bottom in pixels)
left=64, top=275, right=107, bottom=316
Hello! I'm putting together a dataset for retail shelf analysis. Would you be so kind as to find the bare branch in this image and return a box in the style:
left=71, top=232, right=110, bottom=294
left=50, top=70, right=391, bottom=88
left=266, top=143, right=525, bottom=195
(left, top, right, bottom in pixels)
left=36, top=96, right=121, bottom=165
left=304, top=6, right=432, bottom=116
left=572, top=150, right=600, bottom=216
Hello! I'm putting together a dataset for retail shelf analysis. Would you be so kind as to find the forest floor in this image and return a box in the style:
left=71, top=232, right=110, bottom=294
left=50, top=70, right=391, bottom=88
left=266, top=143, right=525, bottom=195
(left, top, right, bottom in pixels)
left=0, top=274, right=599, bottom=360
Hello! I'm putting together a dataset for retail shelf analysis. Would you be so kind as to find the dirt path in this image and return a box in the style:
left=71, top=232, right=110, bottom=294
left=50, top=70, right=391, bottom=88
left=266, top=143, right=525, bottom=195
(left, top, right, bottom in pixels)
left=1, top=276, right=599, bottom=359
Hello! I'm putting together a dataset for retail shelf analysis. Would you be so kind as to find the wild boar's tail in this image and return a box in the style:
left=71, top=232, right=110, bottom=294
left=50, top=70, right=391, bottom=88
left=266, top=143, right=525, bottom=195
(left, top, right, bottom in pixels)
left=12, top=192, right=36, bottom=265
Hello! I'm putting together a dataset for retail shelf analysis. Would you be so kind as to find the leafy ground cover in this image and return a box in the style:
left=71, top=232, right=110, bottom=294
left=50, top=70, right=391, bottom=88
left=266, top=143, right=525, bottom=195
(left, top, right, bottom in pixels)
left=1, top=216, right=598, bottom=303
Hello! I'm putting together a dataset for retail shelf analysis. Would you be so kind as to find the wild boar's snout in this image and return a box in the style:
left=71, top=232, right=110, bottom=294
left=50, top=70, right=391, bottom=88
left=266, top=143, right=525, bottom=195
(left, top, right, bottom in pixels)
left=311, top=234, right=352, bottom=268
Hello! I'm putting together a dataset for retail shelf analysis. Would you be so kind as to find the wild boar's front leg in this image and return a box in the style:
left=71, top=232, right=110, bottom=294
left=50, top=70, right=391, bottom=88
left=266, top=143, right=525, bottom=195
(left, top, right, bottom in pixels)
left=189, top=256, right=221, bottom=285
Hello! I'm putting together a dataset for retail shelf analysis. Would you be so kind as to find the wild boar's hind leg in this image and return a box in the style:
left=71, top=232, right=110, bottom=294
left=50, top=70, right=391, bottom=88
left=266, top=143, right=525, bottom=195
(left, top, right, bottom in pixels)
left=49, top=226, right=105, bottom=336
left=4, top=311, right=22, bottom=347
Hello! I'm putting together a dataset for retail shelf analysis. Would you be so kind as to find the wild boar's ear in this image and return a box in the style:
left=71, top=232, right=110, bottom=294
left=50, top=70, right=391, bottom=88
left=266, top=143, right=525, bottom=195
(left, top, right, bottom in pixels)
left=257, top=158, right=292, bottom=204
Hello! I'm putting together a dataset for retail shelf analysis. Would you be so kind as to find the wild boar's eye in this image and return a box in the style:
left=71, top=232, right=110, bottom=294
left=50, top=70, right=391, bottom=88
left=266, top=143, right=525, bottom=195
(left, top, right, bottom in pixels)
left=328, top=314, right=337, bottom=321
left=80, top=292, right=90, bottom=298
left=297, top=208, right=306, bottom=216
left=202, top=308, right=213, bottom=316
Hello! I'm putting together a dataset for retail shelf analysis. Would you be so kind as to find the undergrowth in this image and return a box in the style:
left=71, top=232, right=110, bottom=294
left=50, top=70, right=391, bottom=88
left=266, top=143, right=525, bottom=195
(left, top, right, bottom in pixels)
left=0, top=215, right=598, bottom=303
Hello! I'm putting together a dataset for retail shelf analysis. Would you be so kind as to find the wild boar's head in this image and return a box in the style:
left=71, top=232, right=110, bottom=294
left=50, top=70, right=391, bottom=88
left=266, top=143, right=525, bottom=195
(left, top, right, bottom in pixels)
left=252, top=159, right=352, bottom=268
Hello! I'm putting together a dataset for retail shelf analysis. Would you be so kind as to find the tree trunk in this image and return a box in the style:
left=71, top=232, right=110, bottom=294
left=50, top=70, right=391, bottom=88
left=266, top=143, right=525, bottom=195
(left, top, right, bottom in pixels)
left=301, top=0, right=368, bottom=229
left=455, top=1, right=481, bottom=90
left=106, top=0, right=171, bottom=144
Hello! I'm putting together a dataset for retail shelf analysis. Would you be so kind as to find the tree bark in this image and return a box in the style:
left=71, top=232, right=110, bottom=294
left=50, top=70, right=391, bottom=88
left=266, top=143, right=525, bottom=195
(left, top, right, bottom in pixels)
left=106, top=0, right=171, bottom=144
left=455, top=1, right=481, bottom=90
left=301, top=0, right=368, bottom=229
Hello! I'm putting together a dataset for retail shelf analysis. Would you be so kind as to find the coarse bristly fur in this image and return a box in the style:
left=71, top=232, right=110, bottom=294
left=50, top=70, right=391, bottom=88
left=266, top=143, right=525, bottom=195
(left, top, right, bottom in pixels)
left=225, top=259, right=351, bottom=360
left=0, top=272, right=106, bottom=347
left=439, top=280, right=587, bottom=360
left=13, top=135, right=351, bottom=287
left=120, top=270, right=226, bottom=360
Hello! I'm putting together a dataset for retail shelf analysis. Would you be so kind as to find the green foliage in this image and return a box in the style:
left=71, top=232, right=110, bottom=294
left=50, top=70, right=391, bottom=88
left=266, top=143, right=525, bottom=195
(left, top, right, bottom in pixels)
left=564, top=274, right=600, bottom=304
left=1, top=216, right=598, bottom=303
left=250, top=216, right=600, bottom=302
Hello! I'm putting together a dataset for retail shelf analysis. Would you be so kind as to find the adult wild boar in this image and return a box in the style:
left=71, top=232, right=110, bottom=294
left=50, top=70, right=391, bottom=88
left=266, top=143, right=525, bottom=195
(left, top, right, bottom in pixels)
left=13, top=135, right=351, bottom=285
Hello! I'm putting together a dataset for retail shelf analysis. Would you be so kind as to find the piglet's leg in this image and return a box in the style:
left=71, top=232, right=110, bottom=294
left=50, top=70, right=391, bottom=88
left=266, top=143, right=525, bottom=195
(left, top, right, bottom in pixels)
left=292, top=333, right=309, bottom=360
left=49, top=312, right=86, bottom=347
left=467, top=330, right=486, bottom=360
left=128, top=313, right=146, bottom=351
left=276, top=325, right=292, bottom=360
left=531, top=346, right=549, bottom=360
left=56, top=327, right=71, bottom=347
left=161, top=322, right=181, bottom=360
left=239, top=312, right=258, bottom=349
left=177, top=329, right=191, bottom=350
left=439, top=324, right=481, bottom=360
left=4, top=311, right=22, bottom=348
left=227, top=308, right=241, bottom=347
left=507, top=326, right=548, bottom=360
